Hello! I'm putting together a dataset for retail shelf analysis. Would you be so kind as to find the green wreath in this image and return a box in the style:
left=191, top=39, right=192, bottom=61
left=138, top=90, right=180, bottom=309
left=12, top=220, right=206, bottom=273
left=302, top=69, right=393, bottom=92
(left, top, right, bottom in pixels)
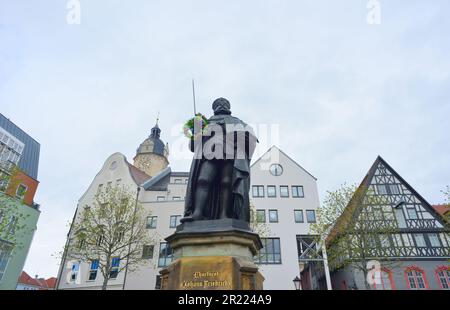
left=183, top=113, right=209, bottom=139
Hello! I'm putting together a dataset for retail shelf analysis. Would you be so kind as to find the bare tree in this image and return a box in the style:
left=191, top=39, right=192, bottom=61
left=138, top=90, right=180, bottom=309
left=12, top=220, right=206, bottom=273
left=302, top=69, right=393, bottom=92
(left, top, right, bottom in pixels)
left=65, top=185, right=156, bottom=290
left=441, top=186, right=450, bottom=224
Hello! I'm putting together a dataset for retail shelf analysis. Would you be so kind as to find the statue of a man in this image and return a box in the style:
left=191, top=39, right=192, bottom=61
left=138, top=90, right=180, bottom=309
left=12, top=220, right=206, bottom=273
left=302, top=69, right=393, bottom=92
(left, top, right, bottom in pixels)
left=181, top=98, right=258, bottom=223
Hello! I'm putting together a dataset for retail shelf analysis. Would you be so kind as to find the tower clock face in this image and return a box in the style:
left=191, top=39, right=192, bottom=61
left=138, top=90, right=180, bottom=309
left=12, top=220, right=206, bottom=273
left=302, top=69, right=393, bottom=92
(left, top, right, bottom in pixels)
left=270, top=164, right=283, bottom=176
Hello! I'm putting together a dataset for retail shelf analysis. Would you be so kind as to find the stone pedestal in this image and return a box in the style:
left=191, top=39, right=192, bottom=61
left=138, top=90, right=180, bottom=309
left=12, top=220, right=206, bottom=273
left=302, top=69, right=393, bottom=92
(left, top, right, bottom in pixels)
left=160, top=219, right=264, bottom=290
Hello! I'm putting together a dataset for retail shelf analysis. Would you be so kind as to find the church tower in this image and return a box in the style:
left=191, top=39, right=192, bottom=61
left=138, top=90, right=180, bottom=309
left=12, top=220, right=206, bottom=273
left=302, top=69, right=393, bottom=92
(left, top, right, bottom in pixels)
left=134, top=120, right=169, bottom=177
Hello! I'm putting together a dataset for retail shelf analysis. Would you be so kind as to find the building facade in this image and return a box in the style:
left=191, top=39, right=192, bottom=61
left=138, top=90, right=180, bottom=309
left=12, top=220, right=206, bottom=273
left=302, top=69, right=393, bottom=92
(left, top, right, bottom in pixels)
left=322, top=156, right=450, bottom=290
left=0, top=113, right=41, bottom=290
left=56, top=123, right=320, bottom=290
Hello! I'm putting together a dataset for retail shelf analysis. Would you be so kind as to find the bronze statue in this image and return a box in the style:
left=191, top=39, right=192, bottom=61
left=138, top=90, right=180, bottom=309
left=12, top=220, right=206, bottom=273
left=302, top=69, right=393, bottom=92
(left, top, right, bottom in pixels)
left=181, top=98, right=257, bottom=223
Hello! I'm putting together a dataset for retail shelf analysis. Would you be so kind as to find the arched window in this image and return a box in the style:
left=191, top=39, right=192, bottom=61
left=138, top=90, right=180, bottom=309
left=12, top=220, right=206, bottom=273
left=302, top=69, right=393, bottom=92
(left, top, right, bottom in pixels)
left=435, top=266, right=450, bottom=289
left=372, top=268, right=395, bottom=290
left=405, top=266, right=428, bottom=289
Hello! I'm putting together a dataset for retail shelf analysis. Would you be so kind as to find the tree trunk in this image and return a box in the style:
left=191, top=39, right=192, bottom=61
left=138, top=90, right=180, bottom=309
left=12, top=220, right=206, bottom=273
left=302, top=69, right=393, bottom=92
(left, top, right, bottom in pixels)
left=102, top=275, right=109, bottom=290
left=363, top=267, right=371, bottom=290
left=102, top=260, right=111, bottom=290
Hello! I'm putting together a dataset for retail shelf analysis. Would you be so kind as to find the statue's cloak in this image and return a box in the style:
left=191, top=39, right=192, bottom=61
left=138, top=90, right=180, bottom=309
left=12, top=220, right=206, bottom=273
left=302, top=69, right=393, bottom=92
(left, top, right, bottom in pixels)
left=183, top=114, right=257, bottom=222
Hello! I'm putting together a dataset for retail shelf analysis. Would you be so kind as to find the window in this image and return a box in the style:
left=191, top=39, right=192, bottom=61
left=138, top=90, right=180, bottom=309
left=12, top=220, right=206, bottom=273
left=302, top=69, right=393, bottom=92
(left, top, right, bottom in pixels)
left=252, top=186, right=264, bottom=198
left=174, top=179, right=182, bottom=184
left=269, top=164, right=283, bottom=176
left=170, top=215, right=182, bottom=228
left=0, top=172, right=9, bottom=191
left=439, top=233, right=449, bottom=247
left=280, top=186, right=289, bottom=197
left=395, top=208, right=407, bottom=228
left=107, top=181, right=112, bottom=188
left=296, top=235, right=318, bottom=260
left=268, top=210, right=278, bottom=223
left=413, top=234, right=426, bottom=247
left=255, top=238, right=281, bottom=264
left=77, top=238, right=85, bottom=249
left=267, top=186, right=276, bottom=198
left=142, top=245, right=154, bottom=259
left=0, top=242, right=12, bottom=282
left=428, top=233, right=441, bottom=247
left=115, top=229, right=124, bottom=243
left=115, top=179, right=122, bottom=186
left=435, top=267, right=450, bottom=289
left=88, top=260, right=99, bottom=281
left=70, top=262, right=80, bottom=283
left=256, top=210, right=266, bottom=223
left=146, top=216, right=157, bottom=229
left=380, top=235, right=391, bottom=248
left=372, top=269, right=395, bottom=290
left=97, top=183, right=103, bottom=193
left=109, top=258, right=120, bottom=279
left=406, top=207, right=418, bottom=219
left=377, top=184, right=387, bottom=195
left=392, top=234, right=403, bottom=247
left=158, top=242, right=174, bottom=267
left=389, top=184, right=400, bottom=195
left=16, top=184, right=27, bottom=199
left=172, top=196, right=181, bottom=201
left=405, top=267, right=427, bottom=289
left=306, top=210, right=316, bottom=223
left=97, top=234, right=104, bottom=246
left=294, top=210, right=304, bottom=223
left=157, top=196, right=165, bottom=201
left=401, top=233, right=414, bottom=247
left=292, top=186, right=304, bottom=198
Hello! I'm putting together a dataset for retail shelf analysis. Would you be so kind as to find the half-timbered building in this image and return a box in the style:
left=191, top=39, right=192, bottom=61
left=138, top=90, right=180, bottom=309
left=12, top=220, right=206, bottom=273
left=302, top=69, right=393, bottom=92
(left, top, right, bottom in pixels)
left=305, top=156, right=449, bottom=290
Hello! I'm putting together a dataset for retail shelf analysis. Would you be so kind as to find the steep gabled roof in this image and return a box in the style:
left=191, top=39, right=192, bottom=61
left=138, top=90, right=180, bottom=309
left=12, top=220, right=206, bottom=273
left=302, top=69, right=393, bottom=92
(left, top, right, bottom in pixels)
left=127, top=163, right=151, bottom=185
left=432, top=205, right=450, bottom=217
left=251, top=145, right=317, bottom=180
left=326, top=156, right=447, bottom=244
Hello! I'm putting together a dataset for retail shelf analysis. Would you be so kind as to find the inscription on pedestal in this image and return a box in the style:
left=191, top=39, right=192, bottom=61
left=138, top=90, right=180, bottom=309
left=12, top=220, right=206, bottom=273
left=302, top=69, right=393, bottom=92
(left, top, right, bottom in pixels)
left=182, top=271, right=232, bottom=289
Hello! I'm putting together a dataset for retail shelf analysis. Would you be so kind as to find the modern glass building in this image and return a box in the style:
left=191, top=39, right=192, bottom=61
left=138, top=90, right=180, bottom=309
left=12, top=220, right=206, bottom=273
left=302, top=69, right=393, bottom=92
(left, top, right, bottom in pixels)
left=0, top=113, right=40, bottom=180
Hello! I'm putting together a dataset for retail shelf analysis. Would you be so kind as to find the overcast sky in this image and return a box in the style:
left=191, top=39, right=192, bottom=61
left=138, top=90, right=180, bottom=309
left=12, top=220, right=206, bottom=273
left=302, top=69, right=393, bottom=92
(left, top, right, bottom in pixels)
left=1, top=1, right=449, bottom=278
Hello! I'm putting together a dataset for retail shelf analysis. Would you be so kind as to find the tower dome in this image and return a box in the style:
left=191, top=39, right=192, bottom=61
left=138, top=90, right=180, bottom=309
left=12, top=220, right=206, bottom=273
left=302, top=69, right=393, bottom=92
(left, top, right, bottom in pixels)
left=134, top=120, right=169, bottom=177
